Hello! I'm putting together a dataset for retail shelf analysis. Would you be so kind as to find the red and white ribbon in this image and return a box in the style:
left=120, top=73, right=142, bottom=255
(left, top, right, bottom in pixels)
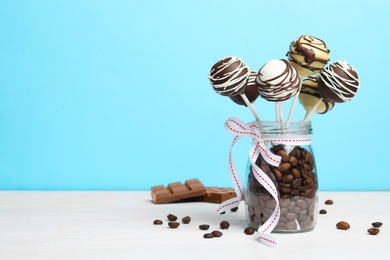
left=217, top=117, right=281, bottom=247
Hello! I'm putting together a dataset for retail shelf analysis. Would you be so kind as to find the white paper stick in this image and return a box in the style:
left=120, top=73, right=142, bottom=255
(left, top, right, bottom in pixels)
left=240, top=93, right=261, bottom=123
left=303, top=98, right=322, bottom=121
left=286, top=76, right=303, bottom=128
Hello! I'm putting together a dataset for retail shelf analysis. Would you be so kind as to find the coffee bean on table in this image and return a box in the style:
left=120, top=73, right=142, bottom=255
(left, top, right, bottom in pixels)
left=244, top=227, right=255, bottom=235
left=230, top=207, right=239, bottom=212
left=153, top=219, right=163, bottom=225
left=167, top=214, right=177, bottom=221
left=168, top=221, right=180, bottom=229
left=199, top=224, right=210, bottom=230
left=372, top=222, right=383, bottom=228
left=325, top=199, right=334, bottom=205
left=182, top=216, right=191, bottom=224
left=336, top=221, right=350, bottom=230
left=319, top=209, right=327, bottom=214
left=203, top=233, right=214, bottom=239
left=220, top=221, right=230, bottom=229
left=211, top=230, right=223, bottom=237
left=367, top=228, right=380, bottom=235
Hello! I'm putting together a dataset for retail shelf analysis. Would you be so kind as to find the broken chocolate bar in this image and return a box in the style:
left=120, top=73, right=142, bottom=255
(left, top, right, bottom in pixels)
left=199, top=187, right=239, bottom=203
left=151, top=178, right=207, bottom=204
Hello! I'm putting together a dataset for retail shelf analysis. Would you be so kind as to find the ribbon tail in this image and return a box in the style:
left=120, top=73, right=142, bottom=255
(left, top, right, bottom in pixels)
left=251, top=153, right=281, bottom=247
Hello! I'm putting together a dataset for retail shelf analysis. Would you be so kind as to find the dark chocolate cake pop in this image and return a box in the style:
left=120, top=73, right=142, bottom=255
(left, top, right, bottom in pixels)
left=317, top=61, right=359, bottom=103
left=208, top=56, right=250, bottom=96
left=230, top=70, right=259, bottom=106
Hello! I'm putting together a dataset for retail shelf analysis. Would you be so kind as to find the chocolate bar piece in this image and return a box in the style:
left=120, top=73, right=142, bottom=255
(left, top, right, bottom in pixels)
left=199, top=187, right=239, bottom=203
left=151, top=178, right=207, bottom=204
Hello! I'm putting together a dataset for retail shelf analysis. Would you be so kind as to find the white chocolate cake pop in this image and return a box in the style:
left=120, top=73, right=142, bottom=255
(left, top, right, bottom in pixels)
left=208, top=56, right=250, bottom=96
left=299, top=75, right=335, bottom=114
left=317, top=61, right=360, bottom=103
left=256, top=59, right=300, bottom=102
left=287, top=35, right=330, bottom=77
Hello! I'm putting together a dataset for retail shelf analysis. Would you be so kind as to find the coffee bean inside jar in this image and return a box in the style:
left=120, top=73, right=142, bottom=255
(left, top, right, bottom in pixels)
left=245, top=143, right=318, bottom=233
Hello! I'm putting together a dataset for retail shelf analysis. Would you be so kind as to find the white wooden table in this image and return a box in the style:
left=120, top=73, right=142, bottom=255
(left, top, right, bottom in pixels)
left=0, top=191, right=389, bottom=259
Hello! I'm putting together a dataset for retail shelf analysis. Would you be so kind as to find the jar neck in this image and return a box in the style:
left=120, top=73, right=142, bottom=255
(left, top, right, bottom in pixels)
left=256, top=121, right=313, bottom=136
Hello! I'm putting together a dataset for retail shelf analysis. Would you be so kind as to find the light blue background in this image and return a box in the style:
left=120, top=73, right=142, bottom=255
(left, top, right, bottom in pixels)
left=1, top=0, right=389, bottom=191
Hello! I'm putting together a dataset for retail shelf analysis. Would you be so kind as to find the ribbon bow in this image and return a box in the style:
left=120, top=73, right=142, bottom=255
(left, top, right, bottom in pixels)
left=217, top=117, right=282, bottom=247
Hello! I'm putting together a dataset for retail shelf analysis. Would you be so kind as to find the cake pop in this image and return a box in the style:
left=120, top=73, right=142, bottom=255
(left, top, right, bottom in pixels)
left=230, top=70, right=259, bottom=106
left=287, top=35, right=330, bottom=77
left=317, top=61, right=360, bottom=103
left=208, top=56, right=250, bottom=96
left=256, top=59, right=300, bottom=102
left=299, top=75, right=335, bottom=114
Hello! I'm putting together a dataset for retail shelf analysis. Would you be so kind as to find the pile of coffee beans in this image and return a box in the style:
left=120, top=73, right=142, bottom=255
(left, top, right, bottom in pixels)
left=246, top=144, right=318, bottom=231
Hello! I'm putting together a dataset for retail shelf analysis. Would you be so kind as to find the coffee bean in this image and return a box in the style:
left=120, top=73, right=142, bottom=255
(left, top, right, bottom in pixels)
left=372, top=222, right=383, bottom=228
left=277, top=150, right=290, bottom=163
left=301, top=168, right=310, bottom=179
left=289, top=156, right=298, bottom=167
left=291, top=168, right=301, bottom=178
left=367, top=228, right=380, bottom=235
left=168, top=221, right=180, bottom=228
left=220, top=220, right=230, bottom=229
left=153, top=219, right=163, bottom=225
left=182, top=216, right=191, bottom=224
left=304, top=151, right=312, bottom=162
left=336, top=221, right=350, bottom=230
left=285, top=212, right=298, bottom=220
left=325, top=199, right=333, bottom=205
left=279, top=163, right=291, bottom=172
left=230, top=207, right=239, bottom=212
left=319, top=209, right=327, bottom=214
left=203, top=233, right=214, bottom=238
left=199, top=224, right=210, bottom=230
left=273, top=168, right=282, bottom=181
left=167, top=214, right=177, bottom=221
left=282, top=173, right=294, bottom=183
left=211, top=230, right=223, bottom=237
left=244, top=227, right=255, bottom=235
left=292, top=178, right=302, bottom=189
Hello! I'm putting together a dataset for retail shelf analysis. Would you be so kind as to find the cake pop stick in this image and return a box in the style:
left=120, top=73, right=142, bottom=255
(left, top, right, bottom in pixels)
left=285, top=76, right=303, bottom=127
left=303, top=98, right=323, bottom=121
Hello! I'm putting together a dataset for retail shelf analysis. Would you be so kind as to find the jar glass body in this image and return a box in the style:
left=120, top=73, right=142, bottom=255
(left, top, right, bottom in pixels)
left=245, top=121, right=318, bottom=233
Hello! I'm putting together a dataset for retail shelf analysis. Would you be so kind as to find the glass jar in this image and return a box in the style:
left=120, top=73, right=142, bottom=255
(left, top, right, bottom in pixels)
left=245, top=121, right=318, bottom=233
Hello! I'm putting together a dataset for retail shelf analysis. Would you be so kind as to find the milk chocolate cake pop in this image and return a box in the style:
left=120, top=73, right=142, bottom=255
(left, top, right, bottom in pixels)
left=317, top=61, right=359, bottom=103
left=256, top=59, right=300, bottom=102
left=208, top=56, right=250, bottom=96
left=299, top=75, right=335, bottom=114
left=287, top=35, right=330, bottom=77
left=230, top=70, right=259, bottom=106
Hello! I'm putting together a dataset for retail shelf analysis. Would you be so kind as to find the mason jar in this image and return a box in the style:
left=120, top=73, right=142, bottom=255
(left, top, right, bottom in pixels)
left=245, top=121, right=319, bottom=233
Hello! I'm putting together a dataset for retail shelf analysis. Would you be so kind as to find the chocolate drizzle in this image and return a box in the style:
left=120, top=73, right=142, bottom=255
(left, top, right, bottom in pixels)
left=299, top=75, right=335, bottom=114
left=256, top=59, right=300, bottom=102
left=317, top=61, right=360, bottom=103
left=230, top=70, right=259, bottom=106
left=208, top=56, right=250, bottom=97
left=287, top=35, right=330, bottom=76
